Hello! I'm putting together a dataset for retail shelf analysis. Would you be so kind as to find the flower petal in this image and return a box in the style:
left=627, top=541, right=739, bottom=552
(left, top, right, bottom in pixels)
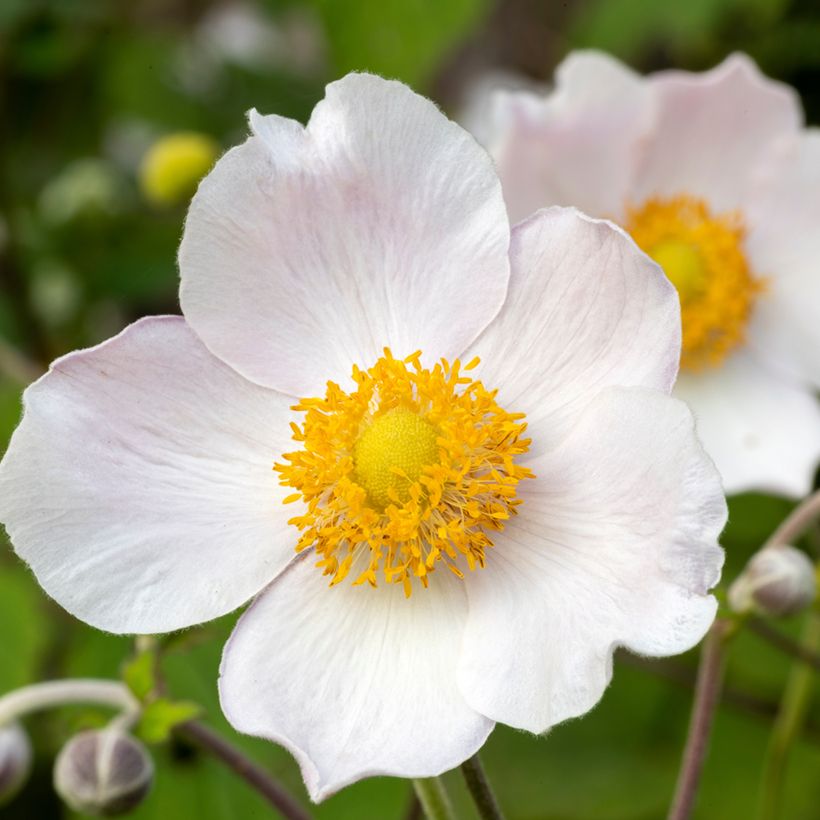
left=490, top=51, right=652, bottom=223
left=633, top=54, right=801, bottom=212
left=465, top=207, right=680, bottom=454
left=219, top=557, right=493, bottom=802
left=458, top=387, right=725, bottom=733
left=675, top=353, right=820, bottom=498
left=0, top=316, right=297, bottom=634
left=179, top=73, right=510, bottom=397
left=745, top=131, right=820, bottom=389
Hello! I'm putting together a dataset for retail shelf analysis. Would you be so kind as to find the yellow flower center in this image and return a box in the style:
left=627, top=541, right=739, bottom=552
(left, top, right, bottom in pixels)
left=353, top=409, right=440, bottom=510
left=626, top=195, right=766, bottom=370
left=275, top=350, right=534, bottom=596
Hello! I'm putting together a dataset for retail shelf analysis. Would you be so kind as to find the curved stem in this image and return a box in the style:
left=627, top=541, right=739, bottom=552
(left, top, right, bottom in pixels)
left=177, top=721, right=312, bottom=820
left=747, top=616, right=820, bottom=673
left=0, top=679, right=139, bottom=727
left=765, top=489, right=820, bottom=548
left=461, top=754, right=505, bottom=820
left=412, top=777, right=456, bottom=820
left=667, top=619, right=732, bottom=820
left=757, top=613, right=820, bottom=820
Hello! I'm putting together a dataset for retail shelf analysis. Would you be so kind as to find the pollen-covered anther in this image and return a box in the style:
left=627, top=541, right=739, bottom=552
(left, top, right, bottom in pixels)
left=626, top=195, right=766, bottom=370
left=275, top=350, right=534, bottom=596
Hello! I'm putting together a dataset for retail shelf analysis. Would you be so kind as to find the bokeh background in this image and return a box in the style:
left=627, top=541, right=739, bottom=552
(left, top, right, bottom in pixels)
left=2, top=1, right=820, bottom=818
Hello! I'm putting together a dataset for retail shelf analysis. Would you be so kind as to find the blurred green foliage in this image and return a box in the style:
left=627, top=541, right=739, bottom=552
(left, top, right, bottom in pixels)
left=2, top=1, right=820, bottom=818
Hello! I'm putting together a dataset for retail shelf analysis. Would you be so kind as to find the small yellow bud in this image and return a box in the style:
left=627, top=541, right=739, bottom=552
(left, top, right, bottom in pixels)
left=139, top=132, right=218, bottom=207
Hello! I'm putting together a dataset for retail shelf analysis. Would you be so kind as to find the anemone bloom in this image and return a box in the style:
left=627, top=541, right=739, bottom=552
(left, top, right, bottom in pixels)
left=484, top=52, right=820, bottom=497
left=0, top=74, right=725, bottom=800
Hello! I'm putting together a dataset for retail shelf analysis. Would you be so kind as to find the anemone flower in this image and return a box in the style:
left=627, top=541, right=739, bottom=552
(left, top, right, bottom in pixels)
left=0, top=74, right=725, bottom=801
left=483, top=52, right=820, bottom=497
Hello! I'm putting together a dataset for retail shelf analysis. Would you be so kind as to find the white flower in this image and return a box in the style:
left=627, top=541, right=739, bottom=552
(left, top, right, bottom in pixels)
left=482, top=52, right=820, bottom=498
left=0, top=74, right=725, bottom=801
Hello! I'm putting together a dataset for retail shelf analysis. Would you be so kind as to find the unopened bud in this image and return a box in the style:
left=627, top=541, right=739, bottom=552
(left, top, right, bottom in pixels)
left=0, top=723, right=32, bottom=805
left=139, top=132, right=218, bottom=206
left=54, top=730, right=153, bottom=816
left=729, top=545, right=817, bottom=617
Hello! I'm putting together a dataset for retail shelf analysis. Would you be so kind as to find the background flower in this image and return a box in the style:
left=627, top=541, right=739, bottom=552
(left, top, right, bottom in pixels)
left=482, top=52, right=820, bottom=498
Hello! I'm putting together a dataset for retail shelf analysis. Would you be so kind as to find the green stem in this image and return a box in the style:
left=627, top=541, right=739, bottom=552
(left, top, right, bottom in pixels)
left=412, top=777, right=456, bottom=820
left=461, top=754, right=505, bottom=820
left=757, top=613, right=820, bottom=820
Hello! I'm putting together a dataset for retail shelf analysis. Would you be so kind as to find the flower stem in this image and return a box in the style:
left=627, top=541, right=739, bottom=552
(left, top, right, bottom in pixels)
left=667, top=618, right=732, bottom=820
left=747, top=616, right=820, bottom=672
left=460, top=754, right=505, bottom=820
left=412, top=777, right=456, bottom=820
left=0, top=679, right=139, bottom=727
left=176, top=720, right=312, bottom=820
left=765, top=488, right=820, bottom=548
left=757, top=612, right=820, bottom=820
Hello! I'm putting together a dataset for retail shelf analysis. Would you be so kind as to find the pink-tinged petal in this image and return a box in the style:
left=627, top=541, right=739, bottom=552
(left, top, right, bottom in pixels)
left=745, top=131, right=820, bottom=389
left=219, top=557, right=493, bottom=802
left=675, top=353, right=820, bottom=498
left=458, top=387, right=725, bottom=733
left=633, top=53, right=801, bottom=212
left=491, top=51, right=652, bottom=223
left=465, top=207, right=680, bottom=454
left=179, top=73, right=510, bottom=397
left=0, top=317, right=298, bottom=634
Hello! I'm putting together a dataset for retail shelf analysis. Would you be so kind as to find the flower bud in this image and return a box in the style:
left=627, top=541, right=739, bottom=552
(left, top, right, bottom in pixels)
left=729, top=545, right=817, bottom=617
left=0, top=723, right=32, bottom=805
left=139, top=132, right=218, bottom=206
left=54, top=730, right=153, bottom=816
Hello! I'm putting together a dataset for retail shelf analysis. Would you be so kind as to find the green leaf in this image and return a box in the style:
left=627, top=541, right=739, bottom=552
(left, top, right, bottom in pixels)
left=136, top=698, right=202, bottom=745
left=122, top=650, right=157, bottom=703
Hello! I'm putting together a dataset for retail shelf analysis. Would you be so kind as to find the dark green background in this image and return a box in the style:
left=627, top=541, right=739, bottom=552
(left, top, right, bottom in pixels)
left=1, top=1, right=819, bottom=817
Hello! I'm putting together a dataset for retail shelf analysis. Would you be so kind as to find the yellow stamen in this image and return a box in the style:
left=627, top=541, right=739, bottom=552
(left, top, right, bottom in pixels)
left=275, top=350, right=534, bottom=596
left=626, top=195, right=765, bottom=370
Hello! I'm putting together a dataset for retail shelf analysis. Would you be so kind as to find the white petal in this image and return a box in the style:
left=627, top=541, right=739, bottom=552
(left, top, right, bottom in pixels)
left=633, top=54, right=801, bottom=212
left=458, top=387, right=725, bottom=733
left=219, top=557, right=493, bottom=802
left=0, top=316, right=298, bottom=634
left=490, top=51, right=652, bottom=223
left=745, top=131, right=820, bottom=388
left=675, top=353, right=820, bottom=498
left=465, top=207, right=680, bottom=454
left=179, top=73, right=510, bottom=397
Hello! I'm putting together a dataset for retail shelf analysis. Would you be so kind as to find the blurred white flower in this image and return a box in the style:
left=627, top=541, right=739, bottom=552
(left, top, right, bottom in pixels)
left=38, top=158, right=126, bottom=225
left=481, top=52, right=820, bottom=497
left=196, top=2, right=324, bottom=74
left=0, top=74, right=725, bottom=801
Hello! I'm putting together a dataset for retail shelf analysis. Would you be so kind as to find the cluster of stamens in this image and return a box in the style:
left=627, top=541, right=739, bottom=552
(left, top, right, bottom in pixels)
left=626, top=195, right=766, bottom=370
left=275, top=350, right=533, bottom=596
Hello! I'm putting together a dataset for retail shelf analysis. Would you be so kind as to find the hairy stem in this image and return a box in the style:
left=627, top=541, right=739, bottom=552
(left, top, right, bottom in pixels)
left=0, top=679, right=138, bottom=727
left=177, top=721, right=312, bottom=820
left=461, top=754, right=505, bottom=820
left=667, top=619, right=732, bottom=820
left=766, top=489, right=820, bottom=548
left=757, top=613, right=820, bottom=820
left=412, top=777, right=456, bottom=820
